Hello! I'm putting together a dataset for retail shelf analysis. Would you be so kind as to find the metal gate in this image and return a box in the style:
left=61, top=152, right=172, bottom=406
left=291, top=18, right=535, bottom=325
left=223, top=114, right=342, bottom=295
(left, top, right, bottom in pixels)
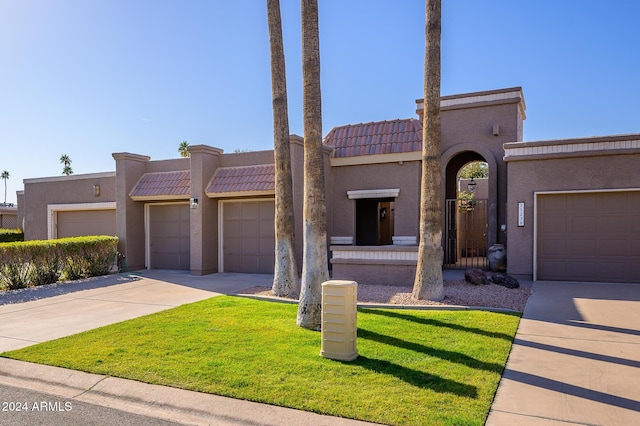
left=444, top=198, right=488, bottom=269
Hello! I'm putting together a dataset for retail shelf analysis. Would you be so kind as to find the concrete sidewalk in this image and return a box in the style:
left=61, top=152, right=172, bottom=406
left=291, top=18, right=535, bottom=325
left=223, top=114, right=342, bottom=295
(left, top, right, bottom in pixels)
left=487, top=281, right=640, bottom=425
left=0, top=358, right=373, bottom=425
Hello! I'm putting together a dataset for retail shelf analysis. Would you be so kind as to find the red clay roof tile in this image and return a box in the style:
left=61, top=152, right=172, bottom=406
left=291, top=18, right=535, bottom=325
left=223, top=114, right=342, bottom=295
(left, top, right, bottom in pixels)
left=129, top=170, right=190, bottom=199
left=206, top=164, right=275, bottom=195
left=324, top=118, right=422, bottom=158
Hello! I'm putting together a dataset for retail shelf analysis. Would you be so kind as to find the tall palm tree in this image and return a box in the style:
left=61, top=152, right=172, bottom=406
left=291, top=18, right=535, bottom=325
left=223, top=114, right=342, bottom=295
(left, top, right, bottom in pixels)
left=412, top=0, right=444, bottom=301
left=297, top=0, right=329, bottom=330
left=60, top=154, right=73, bottom=176
left=1, top=170, right=9, bottom=205
left=178, top=140, right=190, bottom=158
left=268, top=0, right=299, bottom=297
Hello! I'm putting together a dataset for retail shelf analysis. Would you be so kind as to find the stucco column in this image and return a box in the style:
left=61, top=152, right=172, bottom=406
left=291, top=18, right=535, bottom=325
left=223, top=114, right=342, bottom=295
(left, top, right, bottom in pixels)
left=112, top=152, right=150, bottom=270
left=188, top=145, right=223, bottom=275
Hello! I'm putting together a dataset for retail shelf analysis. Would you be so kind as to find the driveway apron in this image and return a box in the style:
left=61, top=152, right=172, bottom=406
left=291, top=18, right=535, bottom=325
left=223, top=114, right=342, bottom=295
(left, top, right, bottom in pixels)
left=0, top=270, right=272, bottom=352
left=487, top=281, right=640, bottom=425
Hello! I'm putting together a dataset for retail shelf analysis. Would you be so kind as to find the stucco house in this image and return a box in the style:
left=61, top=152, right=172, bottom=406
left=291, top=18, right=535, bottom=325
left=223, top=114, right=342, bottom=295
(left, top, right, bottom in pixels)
left=16, top=87, right=640, bottom=284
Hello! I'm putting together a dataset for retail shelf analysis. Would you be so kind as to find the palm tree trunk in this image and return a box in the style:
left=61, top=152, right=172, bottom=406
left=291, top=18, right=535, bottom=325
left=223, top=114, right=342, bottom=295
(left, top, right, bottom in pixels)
left=297, top=0, right=329, bottom=330
left=267, top=0, right=299, bottom=297
left=413, top=0, right=444, bottom=301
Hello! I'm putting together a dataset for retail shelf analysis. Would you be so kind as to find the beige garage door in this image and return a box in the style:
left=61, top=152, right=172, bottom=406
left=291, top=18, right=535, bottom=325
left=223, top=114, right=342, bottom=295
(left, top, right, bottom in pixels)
left=223, top=200, right=275, bottom=273
left=537, top=191, right=640, bottom=283
left=57, top=210, right=116, bottom=238
left=149, top=203, right=190, bottom=270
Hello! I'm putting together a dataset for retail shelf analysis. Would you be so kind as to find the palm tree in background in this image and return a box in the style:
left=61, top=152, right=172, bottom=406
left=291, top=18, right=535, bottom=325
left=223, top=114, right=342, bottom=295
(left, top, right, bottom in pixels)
left=179, top=141, right=190, bottom=158
left=60, top=154, right=73, bottom=176
left=1, top=170, right=9, bottom=205
left=267, top=0, right=299, bottom=297
left=297, top=0, right=329, bottom=330
left=412, top=0, right=444, bottom=301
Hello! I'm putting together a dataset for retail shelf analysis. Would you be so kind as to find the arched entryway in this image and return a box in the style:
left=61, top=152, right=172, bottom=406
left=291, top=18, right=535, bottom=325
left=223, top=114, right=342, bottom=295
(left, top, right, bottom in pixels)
left=442, top=148, right=498, bottom=269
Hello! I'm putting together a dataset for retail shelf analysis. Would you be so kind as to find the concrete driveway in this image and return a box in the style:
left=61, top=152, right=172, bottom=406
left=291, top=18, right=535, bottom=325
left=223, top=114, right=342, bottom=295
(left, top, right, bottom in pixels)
left=0, top=270, right=273, bottom=352
left=487, top=280, right=640, bottom=425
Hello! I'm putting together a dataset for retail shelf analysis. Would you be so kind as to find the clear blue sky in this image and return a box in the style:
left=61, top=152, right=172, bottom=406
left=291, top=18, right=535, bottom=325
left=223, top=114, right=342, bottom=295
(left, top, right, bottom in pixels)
left=1, top=0, right=639, bottom=205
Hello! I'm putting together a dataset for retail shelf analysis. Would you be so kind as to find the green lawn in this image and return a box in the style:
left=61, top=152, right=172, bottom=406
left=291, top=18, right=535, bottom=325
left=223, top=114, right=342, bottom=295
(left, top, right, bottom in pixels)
left=1, top=296, right=520, bottom=425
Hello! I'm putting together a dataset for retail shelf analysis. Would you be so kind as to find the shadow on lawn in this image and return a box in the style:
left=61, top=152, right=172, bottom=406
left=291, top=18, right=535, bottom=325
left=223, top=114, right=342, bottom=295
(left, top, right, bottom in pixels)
left=358, top=328, right=504, bottom=373
left=347, top=355, right=478, bottom=398
left=360, top=308, right=517, bottom=341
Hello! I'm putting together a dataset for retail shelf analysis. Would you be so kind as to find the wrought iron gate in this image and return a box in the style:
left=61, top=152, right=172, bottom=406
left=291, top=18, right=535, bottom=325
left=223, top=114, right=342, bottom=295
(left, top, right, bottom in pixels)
left=444, top=198, right=488, bottom=269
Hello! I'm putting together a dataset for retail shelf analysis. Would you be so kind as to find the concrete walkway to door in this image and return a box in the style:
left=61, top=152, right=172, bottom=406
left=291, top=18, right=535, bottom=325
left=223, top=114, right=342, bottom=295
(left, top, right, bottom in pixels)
left=487, top=280, right=640, bottom=425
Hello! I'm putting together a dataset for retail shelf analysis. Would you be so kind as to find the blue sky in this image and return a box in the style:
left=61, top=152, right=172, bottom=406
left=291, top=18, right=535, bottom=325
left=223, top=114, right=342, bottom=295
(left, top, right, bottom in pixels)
left=1, top=0, right=639, bottom=205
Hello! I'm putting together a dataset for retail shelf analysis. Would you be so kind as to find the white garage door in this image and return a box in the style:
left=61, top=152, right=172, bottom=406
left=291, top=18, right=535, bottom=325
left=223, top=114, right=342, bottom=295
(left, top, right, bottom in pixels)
left=222, top=200, right=275, bottom=274
left=148, top=203, right=190, bottom=270
left=57, top=210, right=116, bottom=238
left=537, top=191, right=640, bottom=283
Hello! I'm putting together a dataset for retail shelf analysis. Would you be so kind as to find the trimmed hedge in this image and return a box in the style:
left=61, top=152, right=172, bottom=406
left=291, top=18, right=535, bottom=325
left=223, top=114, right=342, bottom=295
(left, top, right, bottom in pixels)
left=0, top=236, right=118, bottom=291
left=0, top=229, right=24, bottom=243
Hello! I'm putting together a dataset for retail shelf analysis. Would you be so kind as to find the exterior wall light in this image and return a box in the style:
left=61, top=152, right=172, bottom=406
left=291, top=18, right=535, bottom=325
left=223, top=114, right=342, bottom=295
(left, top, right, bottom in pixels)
left=93, top=185, right=100, bottom=197
left=190, top=197, right=199, bottom=209
left=467, top=179, right=477, bottom=193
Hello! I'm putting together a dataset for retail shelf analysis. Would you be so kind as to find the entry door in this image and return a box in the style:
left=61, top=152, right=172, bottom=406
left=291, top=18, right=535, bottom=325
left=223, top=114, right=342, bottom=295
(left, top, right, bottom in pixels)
left=355, top=198, right=394, bottom=246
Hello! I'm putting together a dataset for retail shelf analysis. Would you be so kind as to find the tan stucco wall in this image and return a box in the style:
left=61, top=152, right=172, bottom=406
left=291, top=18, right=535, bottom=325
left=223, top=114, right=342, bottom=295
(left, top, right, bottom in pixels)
left=505, top=136, right=640, bottom=279
left=328, top=161, right=421, bottom=241
left=22, top=173, right=116, bottom=241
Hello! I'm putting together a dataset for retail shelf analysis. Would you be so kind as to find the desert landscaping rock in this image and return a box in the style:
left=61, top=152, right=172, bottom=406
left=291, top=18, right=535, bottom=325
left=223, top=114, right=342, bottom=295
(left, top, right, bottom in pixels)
left=489, top=273, right=520, bottom=289
left=464, top=268, right=490, bottom=286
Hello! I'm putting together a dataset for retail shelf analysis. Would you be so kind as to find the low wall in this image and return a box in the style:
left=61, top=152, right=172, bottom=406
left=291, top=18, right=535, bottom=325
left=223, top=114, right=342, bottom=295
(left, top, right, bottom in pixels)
left=330, top=245, right=418, bottom=286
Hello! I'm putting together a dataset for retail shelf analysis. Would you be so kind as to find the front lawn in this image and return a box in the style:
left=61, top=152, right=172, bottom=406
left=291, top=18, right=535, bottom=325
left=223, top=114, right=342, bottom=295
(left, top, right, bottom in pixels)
left=1, top=296, right=520, bottom=425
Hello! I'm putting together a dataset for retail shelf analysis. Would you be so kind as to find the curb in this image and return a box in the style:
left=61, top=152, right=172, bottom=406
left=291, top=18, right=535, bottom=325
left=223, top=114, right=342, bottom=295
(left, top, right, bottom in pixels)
left=0, top=358, right=376, bottom=426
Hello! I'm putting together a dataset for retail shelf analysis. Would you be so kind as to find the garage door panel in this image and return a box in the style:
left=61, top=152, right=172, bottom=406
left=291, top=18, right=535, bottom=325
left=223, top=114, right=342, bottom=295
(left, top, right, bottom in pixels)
left=539, top=239, right=566, bottom=256
left=537, top=192, right=640, bottom=283
left=258, top=254, right=275, bottom=274
left=242, top=221, right=258, bottom=237
left=540, top=216, right=566, bottom=233
left=567, top=240, right=596, bottom=256
left=599, top=240, right=628, bottom=257
left=222, top=200, right=275, bottom=274
left=57, top=210, right=116, bottom=238
left=598, top=215, right=628, bottom=233
left=570, top=216, right=596, bottom=233
left=241, top=203, right=259, bottom=220
left=149, top=204, right=190, bottom=270
left=568, top=195, right=597, bottom=210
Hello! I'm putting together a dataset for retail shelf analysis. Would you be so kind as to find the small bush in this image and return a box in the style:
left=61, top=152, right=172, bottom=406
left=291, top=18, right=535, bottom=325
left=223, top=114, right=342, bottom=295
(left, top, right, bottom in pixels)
left=0, top=236, right=118, bottom=291
left=0, top=229, right=24, bottom=243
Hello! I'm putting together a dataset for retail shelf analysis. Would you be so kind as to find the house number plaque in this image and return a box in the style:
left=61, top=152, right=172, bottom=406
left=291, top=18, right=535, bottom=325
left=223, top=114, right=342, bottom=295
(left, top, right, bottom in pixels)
left=518, top=202, right=525, bottom=227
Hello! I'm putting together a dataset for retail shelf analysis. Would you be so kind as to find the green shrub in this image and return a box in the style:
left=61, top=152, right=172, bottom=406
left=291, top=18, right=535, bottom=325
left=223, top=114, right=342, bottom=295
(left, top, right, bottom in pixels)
left=0, top=236, right=118, bottom=290
left=58, top=236, right=119, bottom=280
left=0, top=229, right=24, bottom=243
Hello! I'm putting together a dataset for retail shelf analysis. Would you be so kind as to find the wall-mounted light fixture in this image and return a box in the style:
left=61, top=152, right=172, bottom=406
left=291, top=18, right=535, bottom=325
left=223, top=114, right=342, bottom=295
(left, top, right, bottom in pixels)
left=467, top=179, right=477, bottom=193
left=93, top=185, right=100, bottom=197
left=190, top=197, right=199, bottom=209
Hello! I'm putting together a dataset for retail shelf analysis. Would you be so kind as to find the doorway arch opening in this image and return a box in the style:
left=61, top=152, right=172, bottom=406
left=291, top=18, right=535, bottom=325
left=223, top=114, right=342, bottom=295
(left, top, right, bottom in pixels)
left=444, top=152, right=490, bottom=269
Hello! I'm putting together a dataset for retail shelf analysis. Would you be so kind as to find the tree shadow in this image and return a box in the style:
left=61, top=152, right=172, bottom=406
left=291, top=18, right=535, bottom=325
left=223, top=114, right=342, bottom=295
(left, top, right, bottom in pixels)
left=358, top=328, right=504, bottom=373
left=514, top=338, right=640, bottom=369
left=504, top=370, right=640, bottom=412
left=360, top=308, right=517, bottom=341
left=346, top=355, right=477, bottom=398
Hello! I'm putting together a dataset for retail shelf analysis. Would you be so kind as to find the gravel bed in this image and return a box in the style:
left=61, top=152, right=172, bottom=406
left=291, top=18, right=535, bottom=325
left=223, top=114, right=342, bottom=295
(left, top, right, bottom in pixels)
left=239, top=279, right=532, bottom=312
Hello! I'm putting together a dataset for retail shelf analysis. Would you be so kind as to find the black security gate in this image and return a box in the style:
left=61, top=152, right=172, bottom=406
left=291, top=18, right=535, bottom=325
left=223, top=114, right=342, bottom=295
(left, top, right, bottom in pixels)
left=444, top=198, right=488, bottom=269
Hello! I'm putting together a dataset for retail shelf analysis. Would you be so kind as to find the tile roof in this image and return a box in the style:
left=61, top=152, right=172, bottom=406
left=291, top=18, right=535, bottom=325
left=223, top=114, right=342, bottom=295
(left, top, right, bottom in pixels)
left=323, top=118, right=422, bottom=158
left=206, top=164, right=275, bottom=195
left=129, top=170, right=190, bottom=200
